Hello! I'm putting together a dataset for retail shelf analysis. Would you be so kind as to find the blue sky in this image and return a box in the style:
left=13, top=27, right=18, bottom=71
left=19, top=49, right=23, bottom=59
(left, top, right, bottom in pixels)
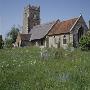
left=0, top=0, right=90, bottom=37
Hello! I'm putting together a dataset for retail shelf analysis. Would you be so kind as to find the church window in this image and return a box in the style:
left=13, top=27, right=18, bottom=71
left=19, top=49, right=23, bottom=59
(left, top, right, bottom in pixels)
left=63, top=35, right=67, bottom=44
left=54, top=36, right=56, bottom=44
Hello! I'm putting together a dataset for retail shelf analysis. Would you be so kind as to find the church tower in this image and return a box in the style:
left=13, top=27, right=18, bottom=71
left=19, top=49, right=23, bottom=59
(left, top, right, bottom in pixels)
left=22, top=4, right=40, bottom=34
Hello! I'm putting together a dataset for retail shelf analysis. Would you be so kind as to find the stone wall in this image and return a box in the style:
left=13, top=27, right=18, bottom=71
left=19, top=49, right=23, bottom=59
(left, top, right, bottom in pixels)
left=48, top=34, right=70, bottom=48
left=71, top=15, right=88, bottom=47
left=15, top=33, right=21, bottom=47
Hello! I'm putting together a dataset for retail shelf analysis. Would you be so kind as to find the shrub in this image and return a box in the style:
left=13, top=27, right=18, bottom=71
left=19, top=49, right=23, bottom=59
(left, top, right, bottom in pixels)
left=7, top=25, right=19, bottom=43
left=5, top=25, right=20, bottom=48
left=79, top=30, right=90, bottom=50
left=5, top=38, right=13, bottom=48
left=0, top=35, right=3, bottom=49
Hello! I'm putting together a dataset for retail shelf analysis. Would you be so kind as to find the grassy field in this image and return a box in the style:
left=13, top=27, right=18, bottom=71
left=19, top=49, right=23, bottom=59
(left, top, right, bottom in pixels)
left=0, top=47, right=90, bottom=90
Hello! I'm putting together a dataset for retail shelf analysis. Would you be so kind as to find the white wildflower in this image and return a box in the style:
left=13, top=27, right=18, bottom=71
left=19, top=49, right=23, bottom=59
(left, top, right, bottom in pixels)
left=65, top=54, right=67, bottom=56
left=13, top=60, right=16, bottom=62
left=22, top=70, right=23, bottom=72
left=74, top=65, right=77, bottom=68
left=26, top=50, right=29, bottom=53
left=6, top=64, right=9, bottom=67
left=21, top=61, right=23, bottom=64
left=2, top=61, right=5, bottom=64
left=18, top=64, right=21, bottom=67
left=33, top=60, right=36, bottom=64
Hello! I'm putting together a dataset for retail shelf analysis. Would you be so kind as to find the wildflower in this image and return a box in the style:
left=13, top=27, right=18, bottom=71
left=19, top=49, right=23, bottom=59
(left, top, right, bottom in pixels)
left=31, top=62, right=33, bottom=65
left=6, top=64, right=9, bottom=67
left=21, top=61, right=23, bottom=64
left=33, top=60, right=36, bottom=64
left=26, top=50, right=29, bottom=53
left=65, top=53, right=67, bottom=56
left=22, top=70, right=23, bottom=72
left=13, top=60, right=16, bottom=62
left=18, top=64, right=21, bottom=67
left=74, top=65, right=77, bottom=68
left=2, top=61, right=5, bottom=64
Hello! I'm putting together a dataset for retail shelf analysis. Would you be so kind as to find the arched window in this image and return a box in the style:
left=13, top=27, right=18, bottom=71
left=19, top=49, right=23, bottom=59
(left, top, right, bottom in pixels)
left=54, top=36, right=56, bottom=44
left=63, top=35, right=67, bottom=44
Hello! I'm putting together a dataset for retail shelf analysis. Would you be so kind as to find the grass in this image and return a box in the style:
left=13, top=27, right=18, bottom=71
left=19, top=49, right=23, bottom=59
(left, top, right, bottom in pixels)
left=0, top=47, right=90, bottom=90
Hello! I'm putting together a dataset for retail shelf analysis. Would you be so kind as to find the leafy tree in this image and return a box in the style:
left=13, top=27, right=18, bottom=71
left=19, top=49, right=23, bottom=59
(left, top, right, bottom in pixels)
left=79, top=30, right=90, bottom=50
left=5, top=25, right=19, bottom=48
left=5, top=38, right=13, bottom=48
left=7, top=25, right=19, bottom=43
left=0, top=35, right=3, bottom=49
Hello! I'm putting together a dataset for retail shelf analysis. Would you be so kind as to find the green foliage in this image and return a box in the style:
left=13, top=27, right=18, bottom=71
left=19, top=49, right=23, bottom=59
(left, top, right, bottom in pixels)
left=5, top=25, right=19, bottom=48
left=7, top=25, right=19, bottom=43
left=5, top=38, right=13, bottom=48
left=51, top=47, right=65, bottom=59
left=0, top=35, right=3, bottom=49
left=0, top=47, right=90, bottom=89
left=79, top=30, right=90, bottom=50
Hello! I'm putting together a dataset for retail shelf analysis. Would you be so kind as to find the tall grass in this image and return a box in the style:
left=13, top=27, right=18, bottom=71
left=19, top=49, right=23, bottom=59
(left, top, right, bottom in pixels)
left=0, top=47, right=90, bottom=90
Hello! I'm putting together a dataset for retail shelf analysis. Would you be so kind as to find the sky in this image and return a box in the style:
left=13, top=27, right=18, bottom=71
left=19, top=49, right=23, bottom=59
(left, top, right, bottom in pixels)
left=0, top=0, right=90, bottom=38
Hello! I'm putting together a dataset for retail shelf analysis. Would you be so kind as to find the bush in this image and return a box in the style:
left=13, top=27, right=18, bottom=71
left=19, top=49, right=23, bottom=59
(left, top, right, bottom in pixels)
left=5, top=38, right=13, bottom=48
left=7, top=26, right=19, bottom=43
left=0, top=35, right=3, bottom=49
left=79, top=30, right=90, bottom=50
left=5, top=25, right=20, bottom=48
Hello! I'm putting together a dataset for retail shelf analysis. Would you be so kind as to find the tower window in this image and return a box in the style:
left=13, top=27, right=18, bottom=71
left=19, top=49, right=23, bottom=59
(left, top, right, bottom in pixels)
left=63, top=35, right=67, bottom=44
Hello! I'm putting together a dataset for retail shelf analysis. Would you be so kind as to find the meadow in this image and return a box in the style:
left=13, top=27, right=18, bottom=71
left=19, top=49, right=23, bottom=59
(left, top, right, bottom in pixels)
left=0, top=47, right=90, bottom=90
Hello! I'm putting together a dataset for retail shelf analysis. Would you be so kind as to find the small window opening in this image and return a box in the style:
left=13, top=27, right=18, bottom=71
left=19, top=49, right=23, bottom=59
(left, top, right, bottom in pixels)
left=63, top=35, right=67, bottom=44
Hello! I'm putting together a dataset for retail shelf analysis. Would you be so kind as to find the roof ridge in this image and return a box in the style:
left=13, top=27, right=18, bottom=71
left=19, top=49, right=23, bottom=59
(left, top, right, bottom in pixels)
left=69, top=16, right=81, bottom=31
left=60, top=17, right=78, bottom=23
left=32, top=20, right=57, bottom=29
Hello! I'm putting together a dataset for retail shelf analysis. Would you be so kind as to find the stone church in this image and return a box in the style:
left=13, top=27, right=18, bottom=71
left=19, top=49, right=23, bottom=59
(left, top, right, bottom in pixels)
left=16, top=4, right=88, bottom=48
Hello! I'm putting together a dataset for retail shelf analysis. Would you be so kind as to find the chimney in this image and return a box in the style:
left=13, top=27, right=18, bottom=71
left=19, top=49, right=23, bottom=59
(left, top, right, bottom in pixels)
left=89, top=20, right=90, bottom=30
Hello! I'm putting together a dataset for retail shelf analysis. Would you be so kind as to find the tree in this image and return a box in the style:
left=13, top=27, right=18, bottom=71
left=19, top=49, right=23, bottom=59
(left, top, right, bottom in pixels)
left=5, top=25, right=19, bottom=48
left=0, top=35, right=3, bottom=49
left=5, top=38, right=13, bottom=48
left=79, top=30, right=90, bottom=50
left=7, top=25, right=19, bottom=43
